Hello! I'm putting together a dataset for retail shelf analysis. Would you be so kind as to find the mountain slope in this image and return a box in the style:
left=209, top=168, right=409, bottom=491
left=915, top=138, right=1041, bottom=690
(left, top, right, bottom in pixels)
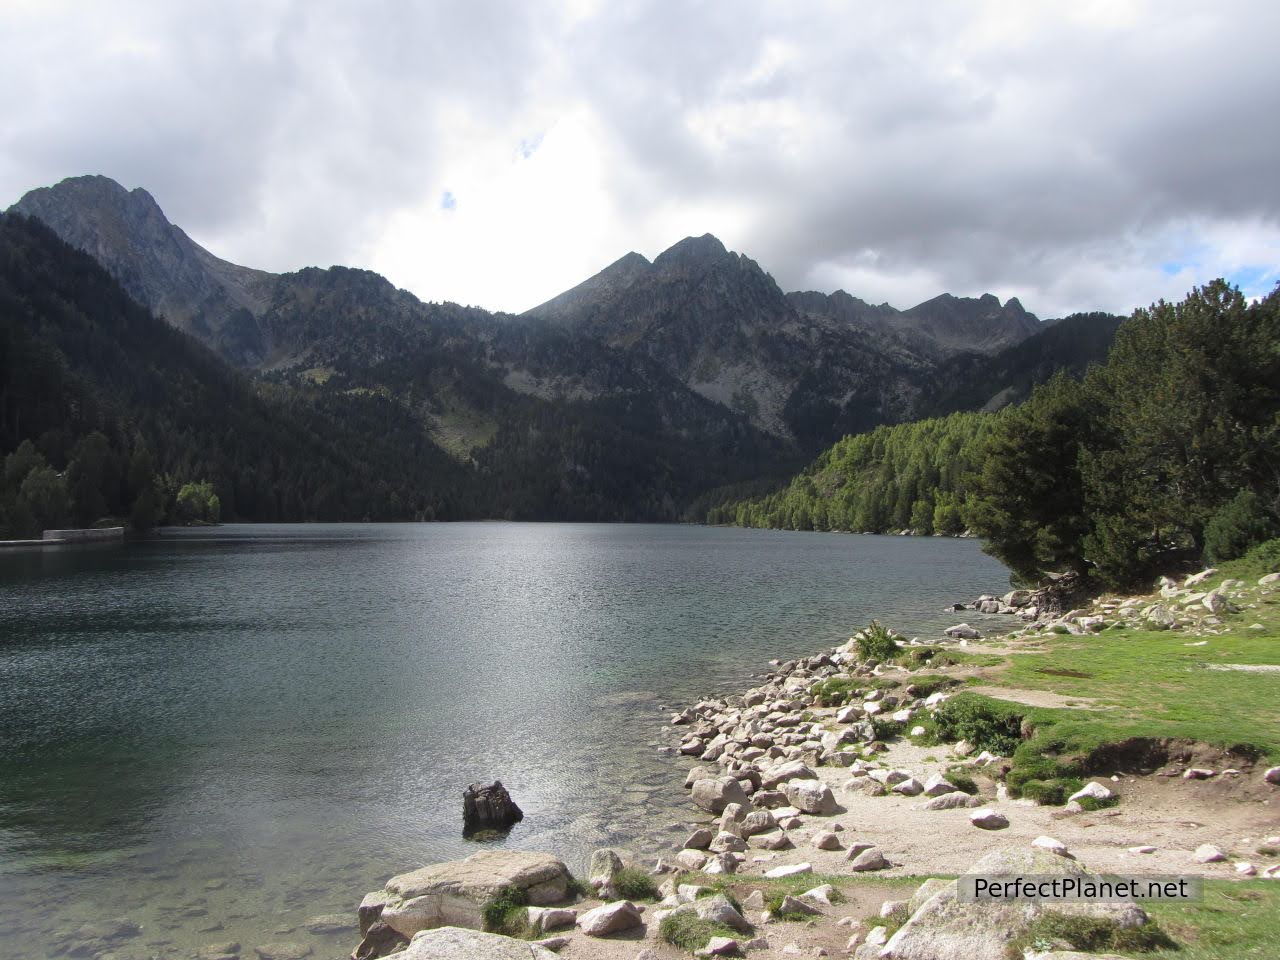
left=0, top=212, right=473, bottom=521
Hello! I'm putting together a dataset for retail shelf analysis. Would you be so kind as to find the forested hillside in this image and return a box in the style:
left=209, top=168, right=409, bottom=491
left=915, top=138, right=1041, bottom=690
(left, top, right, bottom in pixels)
left=712, top=281, right=1280, bottom=589
left=0, top=213, right=474, bottom=536
left=705, top=412, right=996, bottom=534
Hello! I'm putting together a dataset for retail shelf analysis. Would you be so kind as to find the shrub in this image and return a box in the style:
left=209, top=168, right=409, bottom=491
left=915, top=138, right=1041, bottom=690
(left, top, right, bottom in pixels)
left=944, top=767, right=979, bottom=795
left=856, top=620, right=901, bottom=661
left=1204, top=490, right=1278, bottom=563
left=932, top=695, right=1025, bottom=755
left=613, top=866, right=659, bottom=901
left=1240, top=536, right=1280, bottom=573
left=1016, top=777, right=1084, bottom=805
left=482, top=885, right=530, bottom=937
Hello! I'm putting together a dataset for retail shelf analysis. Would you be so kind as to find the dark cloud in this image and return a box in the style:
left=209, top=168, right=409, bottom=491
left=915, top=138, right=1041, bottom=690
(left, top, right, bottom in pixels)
left=2, top=0, right=1276, bottom=316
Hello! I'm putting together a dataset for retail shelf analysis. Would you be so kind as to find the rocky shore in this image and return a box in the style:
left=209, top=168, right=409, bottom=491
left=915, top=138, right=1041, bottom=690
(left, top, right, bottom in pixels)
left=161, top=568, right=1280, bottom=960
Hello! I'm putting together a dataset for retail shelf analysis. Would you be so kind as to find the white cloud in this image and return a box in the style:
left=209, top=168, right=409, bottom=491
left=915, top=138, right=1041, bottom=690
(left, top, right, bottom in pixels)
left=1, top=0, right=1277, bottom=318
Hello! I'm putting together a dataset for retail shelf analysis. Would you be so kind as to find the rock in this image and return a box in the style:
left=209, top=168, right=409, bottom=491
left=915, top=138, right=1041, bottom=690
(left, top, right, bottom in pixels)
left=764, top=862, right=812, bottom=879
left=1184, top=568, right=1218, bottom=586
left=1127, top=845, right=1156, bottom=854
left=676, top=849, right=709, bottom=871
left=692, top=777, right=752, bottom=814
left=754, top=829, right=792, bottom=851
left=1264, top=766, right=1280, bottom=785
left=1067, top=781, right=1114, bottom=804
left=360, top=890, right=390, bottom=934
left=800, top=884, right=838, bottom=906
left=880, top=900, right=908, bottom=920
left=462, top=781, right=524, bottom=835
left=697, top=936, right=742, bottom=957
left=1259, top=572, right=1280, bottom=586
left=892, top=777, right=924, bottom=797
left=197, top=943, right=242, bottom=960
left=969, top=809, right=1009, bottom=830
left=1183, top=768, right=1216, bottom=780
left=400, top=926, right=558, bottom=959
left=944, top=624, right=981, bottom=639
left=743, top=890, right=765, bottom=911
left=1203, top=590, right=1240, bottom=614
left=253, top=945, right=312, bottom=960
left=739, top=810, right=777, bottom=837
left=923, top=791, right=983, bottom=810
left=760, top=760, right=818, bottom=790
left=882, top=847, right=1146, bottom=960
left=353, top=921, right=406, bottom=960
left=847, top=776, right=887, bottom=797
left=532, top=935, right=569, bottom=951
left=577, top=900, right=643, bottom=937
left=783, top=779, right=837, bottom=815
left=702, top=853, right=740, bottom=875
left=302, top=915, right=349, bottom=935
left=1193, top=844, right=1227, bottom=863
left=922, top=774, right=956, bottom=797
left=710, top=831, right=748, bottom=853
left=953, top=740, right=975, bottom=757
left=908, top=879, right=950, bottom=914
left=1031, top=836, right=1070, bottom=857
left=685, top=766, right=715, bottom=788
left=685, top=828, right=714, bottom=850
left=848, top=847, right=890, bottom=872
left=812, top=830, right=842, bottom=850
left=778, top=895, right=822, bottom=917
left=378, top=850, right=572, bottom=938
left=527, top=907, right=577, bottom=934
left=1235, top=862, right=1257, bottom=876
left=691, top=894, right=753, bottom=933
left=589, top=848, right=624, bottom=895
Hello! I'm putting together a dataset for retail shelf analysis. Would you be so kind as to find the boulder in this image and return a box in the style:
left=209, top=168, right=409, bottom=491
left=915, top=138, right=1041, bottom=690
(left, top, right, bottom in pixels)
left=778, top=895, right=822, bottom=917
left=1193, top=844, right=1227, bottom=864
left=589, top=849, right=624, bottom=896
left=376, top=850, right=572, bottom=938
left=849, top=847, right=890, bottom=872
left=697, top=936, right=742, bottom=957
left=764, top=862, right=812, bottom=879
left=692, top=777, right=751, bottom=814
left=576, top=901, right=643, bottom=937
left=760, top=760, right=817, bottom=790
left=783, top=779, right=837, bottom=815
left=675, top=849, right=709, bottom=871
left=922, top=791, right=983, bottom=811
left=922, top=775, right=956, bottom=798
left=969, top=809, right=1009, bottom=830
left=1031, top=836, right=1070, bottom=857
left=1067, top=782, right=1114, bottom=804
left=944, top=624, right=981, bottom=640
left=812, top=830, right=842, bottom=850
left=688, top=893, right=752, bottom=933
left=462, top=782, right=524, bottom=835
left=882, top=848, right=1147, bottom=960
left=739, top=810, right=777, bottom=837
left=892, top=778, right=924, bottom=797
left=526, top=907, right=576, bottom=934
left=1264, top=766, right=1280, bottom=785
left=353, top=921, right=406, bottom=960
left=399, top=927, right=557, bottom=959
left=685, top=828, right=714, bottom=850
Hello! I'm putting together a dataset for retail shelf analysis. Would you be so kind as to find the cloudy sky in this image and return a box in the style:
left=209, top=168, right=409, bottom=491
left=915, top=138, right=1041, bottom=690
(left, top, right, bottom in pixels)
left=2, top=0, right=1277, bottom=318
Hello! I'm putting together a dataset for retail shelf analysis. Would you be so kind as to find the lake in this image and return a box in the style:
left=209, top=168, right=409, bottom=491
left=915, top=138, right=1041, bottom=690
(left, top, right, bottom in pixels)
left=0, top=523, right=1008, bottom=959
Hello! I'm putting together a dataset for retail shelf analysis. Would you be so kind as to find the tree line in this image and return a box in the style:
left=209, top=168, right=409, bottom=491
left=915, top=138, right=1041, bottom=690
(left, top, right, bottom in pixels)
left=711, top=281, right=1280, bottom=589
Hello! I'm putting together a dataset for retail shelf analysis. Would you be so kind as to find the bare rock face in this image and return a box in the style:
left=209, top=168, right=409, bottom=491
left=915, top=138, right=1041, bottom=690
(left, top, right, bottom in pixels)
left=463, top=781, right=524, bottom=835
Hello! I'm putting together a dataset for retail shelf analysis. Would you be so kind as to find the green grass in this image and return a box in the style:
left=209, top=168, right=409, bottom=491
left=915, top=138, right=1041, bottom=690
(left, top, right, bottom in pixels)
left=482, top=885, right=531, bottom=937
left=613, top=866, right=660, bottom=901
left=1006, top=911, right=1175, bottom=959
left=1142, top=881, right=1280, bottom=960
left=658, top=911, right=739, bottom=950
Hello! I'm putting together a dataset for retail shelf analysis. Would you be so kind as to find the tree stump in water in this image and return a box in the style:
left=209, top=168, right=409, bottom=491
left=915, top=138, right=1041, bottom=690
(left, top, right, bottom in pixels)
left=462, top=781, right=524, bottom=836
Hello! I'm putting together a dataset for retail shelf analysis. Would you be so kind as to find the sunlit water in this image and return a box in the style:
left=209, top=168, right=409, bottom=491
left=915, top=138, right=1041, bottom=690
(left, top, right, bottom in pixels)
left=0, top=523, right=1008, bottom=959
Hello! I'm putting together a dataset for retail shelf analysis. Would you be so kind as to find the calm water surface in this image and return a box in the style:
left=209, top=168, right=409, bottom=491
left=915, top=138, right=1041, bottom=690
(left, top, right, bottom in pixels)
left=0, top=523, right=1008, bottom=958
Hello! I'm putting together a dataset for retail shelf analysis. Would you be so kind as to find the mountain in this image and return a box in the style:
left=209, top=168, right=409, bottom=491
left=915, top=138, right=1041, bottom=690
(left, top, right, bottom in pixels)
left=0, top=212, right=473, bottom=523
left=6, top=174, right=1112, bottom=523
left=921, top=311, right=1123, bottom=415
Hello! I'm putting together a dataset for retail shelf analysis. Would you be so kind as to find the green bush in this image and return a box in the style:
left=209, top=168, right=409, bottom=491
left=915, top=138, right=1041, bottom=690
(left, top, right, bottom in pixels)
left=1240, top=536, right=1280, bottom=573
left=856, top=620, right=901, bottom=661
left=932, top=694, right=1025, bottom=755
left=944, top=767, right=979, bottom=795
left=1016, top=777, right=1084, bottom=805
left=1204, top=490, right=1278, bottom=563
left=613, top=866, right=659, bottom=901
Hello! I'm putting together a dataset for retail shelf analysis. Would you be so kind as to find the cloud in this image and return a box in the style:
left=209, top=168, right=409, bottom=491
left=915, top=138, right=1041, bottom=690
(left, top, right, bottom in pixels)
left=1, top=0, right=1277, bottom=317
